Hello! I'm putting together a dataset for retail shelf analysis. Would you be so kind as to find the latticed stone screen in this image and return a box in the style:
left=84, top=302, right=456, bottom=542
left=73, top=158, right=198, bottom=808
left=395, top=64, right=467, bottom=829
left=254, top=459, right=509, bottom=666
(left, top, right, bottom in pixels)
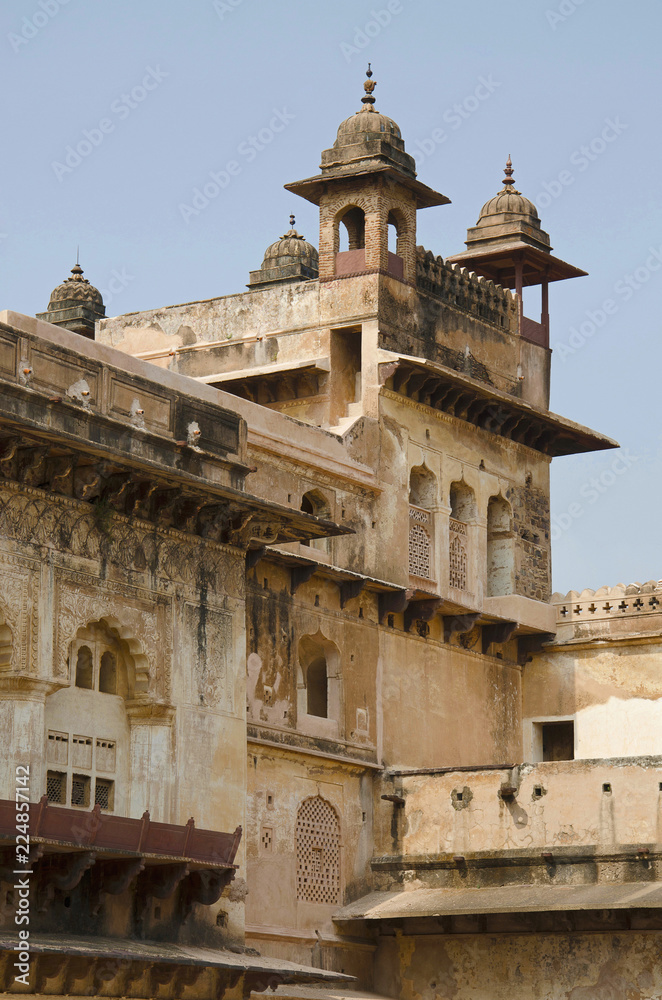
left=449, top=518, right=468, bottom=590
left=408, top=505, right=432, bottom=578
left=295, top=796, right=340, bottom=904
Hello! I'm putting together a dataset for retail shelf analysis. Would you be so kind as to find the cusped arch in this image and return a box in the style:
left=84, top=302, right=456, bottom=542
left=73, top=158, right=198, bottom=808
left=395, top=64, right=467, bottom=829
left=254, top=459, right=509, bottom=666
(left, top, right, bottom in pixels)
left=409, top=463, right=437, bottom=509
left=449, top=479, right=477, bottom=523
left=487, top=494, right=515, bottom=597
left=67, top=615, right=152, bottom=699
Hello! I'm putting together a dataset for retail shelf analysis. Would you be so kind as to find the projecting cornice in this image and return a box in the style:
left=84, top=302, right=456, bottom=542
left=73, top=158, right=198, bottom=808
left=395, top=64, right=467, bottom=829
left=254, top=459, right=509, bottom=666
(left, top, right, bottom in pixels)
left=379, top=353, right=618, bottom=457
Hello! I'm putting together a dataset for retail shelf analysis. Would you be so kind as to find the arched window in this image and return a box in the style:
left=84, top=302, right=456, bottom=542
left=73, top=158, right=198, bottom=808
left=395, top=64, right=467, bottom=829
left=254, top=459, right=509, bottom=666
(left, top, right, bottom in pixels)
left=295, top=796, right=341, bottom=904
left=297, top=632, right=342, bottom=734
left=45, top=620, right=135, bottom=815
left=409, top=464, right=437, bottom=509
left=99, top=650, right=117, bottom=694
left=409, top=465, right=437, bottom=580
left=449, top=481, right=475, bottom=592
left=338, top=206, right=365, bottom=251
left=449, top=481, right=476, bottom=523
left=300, top=490, right=332, bottom=550
left=75, top=646, right=94, bottom=689
left=487, top=495, right=515, bottom=596
left=306, top=656, right=328, bottom=718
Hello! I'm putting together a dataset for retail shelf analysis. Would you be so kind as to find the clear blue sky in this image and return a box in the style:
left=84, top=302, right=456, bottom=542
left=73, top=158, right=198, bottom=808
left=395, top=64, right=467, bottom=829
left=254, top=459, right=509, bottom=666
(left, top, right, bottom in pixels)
left=1, top=0, right=660, bottom=594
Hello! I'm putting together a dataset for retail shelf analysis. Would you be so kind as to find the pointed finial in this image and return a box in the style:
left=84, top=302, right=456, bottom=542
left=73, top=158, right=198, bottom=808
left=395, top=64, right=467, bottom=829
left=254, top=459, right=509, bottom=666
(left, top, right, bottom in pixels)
left=503, top=155, right=515, bottom=188
left=362, top=63, right=376, bottom=109
left=290, top=214, right=295, bottom=228
left=76, top=244, right=79, bottom=266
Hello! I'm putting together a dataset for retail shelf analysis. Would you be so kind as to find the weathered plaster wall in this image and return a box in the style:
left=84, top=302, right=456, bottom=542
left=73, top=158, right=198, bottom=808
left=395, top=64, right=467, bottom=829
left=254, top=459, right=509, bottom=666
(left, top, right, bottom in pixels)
left=373, top=759, right=662, bottom=858
left=245, top=744, right=375, bottom=982
left=374, top=929, right=662, bottom=1000
left=525, top=640, right=662, bottom=759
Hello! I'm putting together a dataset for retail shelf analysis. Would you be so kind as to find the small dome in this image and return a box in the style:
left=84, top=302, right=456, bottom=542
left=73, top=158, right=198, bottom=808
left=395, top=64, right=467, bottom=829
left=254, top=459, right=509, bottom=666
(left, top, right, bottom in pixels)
left=47, top=262, right=104, bottom=310
left=261, top=218, right=319, bottom=270
left=334, top=107, right=402, bottom=146
left=319, top=66, right=416, bottom=181
left=248, top=216, right=319, bottom=289
left=475, top=157, right=539, bottom=227
left=477, top=188, right=539, bottom=223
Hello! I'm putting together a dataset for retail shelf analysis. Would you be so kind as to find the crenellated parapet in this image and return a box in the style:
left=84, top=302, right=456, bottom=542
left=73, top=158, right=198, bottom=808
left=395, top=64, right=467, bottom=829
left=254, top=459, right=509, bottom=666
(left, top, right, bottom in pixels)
left=415, top=246, right=518, bottom=333
left=552, top=580, right=662, bottom=626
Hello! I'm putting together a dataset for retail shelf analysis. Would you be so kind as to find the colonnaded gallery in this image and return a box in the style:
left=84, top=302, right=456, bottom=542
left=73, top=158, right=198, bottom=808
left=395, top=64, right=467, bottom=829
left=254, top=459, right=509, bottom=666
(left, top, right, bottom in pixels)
left=0, top=70, right=660, bottom=1000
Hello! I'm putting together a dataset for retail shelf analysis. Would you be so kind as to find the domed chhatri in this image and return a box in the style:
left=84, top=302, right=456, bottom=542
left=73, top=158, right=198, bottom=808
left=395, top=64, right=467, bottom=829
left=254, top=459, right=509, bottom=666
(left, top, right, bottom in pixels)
left=320, top=65, right=416, bottom=180
left=47, top=262, right=105, bottom=309
left=447, top=156, right=587, bottom=348
left=447, top=156, right=586, bottom=292
left=37, top=260, right=105, bottom=340
left=248, top=216, right=319, bottom=289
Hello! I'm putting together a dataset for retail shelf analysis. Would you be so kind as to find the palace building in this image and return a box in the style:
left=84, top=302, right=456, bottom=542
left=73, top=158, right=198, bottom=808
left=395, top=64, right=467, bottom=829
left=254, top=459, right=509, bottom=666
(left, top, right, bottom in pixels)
left=0, top=69, right=660, bottom=1000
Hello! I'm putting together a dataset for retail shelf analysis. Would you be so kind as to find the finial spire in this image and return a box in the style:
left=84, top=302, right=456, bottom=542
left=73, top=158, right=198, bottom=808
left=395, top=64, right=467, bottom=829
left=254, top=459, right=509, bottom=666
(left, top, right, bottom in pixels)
left=76, top=244, right=79, bottom=266
left=503, top=155, right=515, bottom=188
left=290, top=214, right=295, bottom=228
left=361, top=63, right=376, bottom=109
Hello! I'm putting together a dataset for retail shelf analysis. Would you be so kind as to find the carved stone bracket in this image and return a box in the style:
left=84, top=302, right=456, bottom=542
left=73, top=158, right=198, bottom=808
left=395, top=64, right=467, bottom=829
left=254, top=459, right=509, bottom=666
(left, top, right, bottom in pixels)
left=482, top=620, right=518, bottom=654
left=179, top=866, right=236, bottom=922
left=404, top=598, right=442, bottom=633
left=443, top=612, right=480, bottom=644
left=134, top=862, right=190, bottom=936
left=378, top=589, right=413, bottom=623
left=90, top=856, right=145, bottom=916
left=339, top=578, right=366, bottom=609
left=36, top=850, right=96, bottom=912
left=290, top=562, right=317, bottom=595
left=517, top=631, right=556, bottom=666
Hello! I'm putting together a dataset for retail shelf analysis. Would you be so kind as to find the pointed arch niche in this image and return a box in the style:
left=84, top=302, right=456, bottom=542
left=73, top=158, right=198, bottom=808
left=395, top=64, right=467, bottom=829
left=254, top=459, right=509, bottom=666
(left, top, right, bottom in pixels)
left=487, top=495, right=515, bottom=596
left=408, top=464, right=437, bottom=580
left=448, top=480, right=476, bottom=593
left=297, top=631, right=342, bottom=739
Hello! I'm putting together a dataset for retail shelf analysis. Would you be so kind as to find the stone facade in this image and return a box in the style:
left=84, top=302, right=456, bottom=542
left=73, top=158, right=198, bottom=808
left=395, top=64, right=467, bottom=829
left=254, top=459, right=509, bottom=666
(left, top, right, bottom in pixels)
left=1, top=71, right=659, bottom=1000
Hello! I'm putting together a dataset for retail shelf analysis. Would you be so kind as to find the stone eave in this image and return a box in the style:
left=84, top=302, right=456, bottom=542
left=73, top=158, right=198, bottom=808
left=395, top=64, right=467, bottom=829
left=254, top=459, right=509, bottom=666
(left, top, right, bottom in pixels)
left=285, top=165, right=450, bottom=209
left=0, top=932, right=352, bottom=998
left=195, top=358, right=330, bottom=386
left=0, top=384, right=350, bottom=549
left=333, top=878, right=662, bottom=922
left=378, top=353, right=618, bottom=457
left=446, top=241, right=587, bottom=287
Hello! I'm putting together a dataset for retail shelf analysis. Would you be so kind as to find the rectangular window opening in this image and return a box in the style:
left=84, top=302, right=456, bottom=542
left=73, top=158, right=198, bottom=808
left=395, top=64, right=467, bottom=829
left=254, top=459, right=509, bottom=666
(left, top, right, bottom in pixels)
left=540, top=721, right=575, bottom=762
left=71, top=773, right=91, bottom=808
left=46, top=770, right=66, bottom=805
left=94, top=778, right=114, bottom=811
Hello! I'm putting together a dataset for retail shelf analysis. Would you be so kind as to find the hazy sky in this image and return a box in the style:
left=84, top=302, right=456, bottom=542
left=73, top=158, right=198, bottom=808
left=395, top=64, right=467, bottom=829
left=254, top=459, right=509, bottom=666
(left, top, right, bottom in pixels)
left=1, top=0, right=660, bottom=595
